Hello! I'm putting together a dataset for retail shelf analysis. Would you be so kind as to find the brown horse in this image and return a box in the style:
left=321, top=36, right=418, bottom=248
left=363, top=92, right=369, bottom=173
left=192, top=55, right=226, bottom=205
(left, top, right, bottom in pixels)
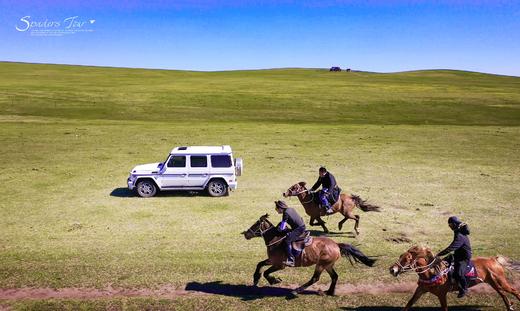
left=283, top=182, right=381, bottom=234
left=389, top=245, right=520, bottom=311
left=242, top=214, right=376, bottom=296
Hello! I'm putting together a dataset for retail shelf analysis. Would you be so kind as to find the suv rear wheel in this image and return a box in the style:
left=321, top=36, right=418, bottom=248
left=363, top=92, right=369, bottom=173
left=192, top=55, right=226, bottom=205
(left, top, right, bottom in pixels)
left=136, top=179, right=157, bottom=198
left=207, top=179, right=228, bottom=197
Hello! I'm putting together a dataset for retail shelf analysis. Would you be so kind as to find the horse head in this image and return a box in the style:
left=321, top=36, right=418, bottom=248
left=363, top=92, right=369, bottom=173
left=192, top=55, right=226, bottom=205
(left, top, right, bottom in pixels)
left=389, top=245, right=437, bottom=277
left=282, top=181, right=307, bottom=197
left=242, top=214, right=273, bottom=240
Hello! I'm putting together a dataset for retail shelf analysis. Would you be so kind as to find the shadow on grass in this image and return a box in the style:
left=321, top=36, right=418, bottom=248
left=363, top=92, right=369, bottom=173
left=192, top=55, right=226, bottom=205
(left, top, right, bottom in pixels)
left=110, top=188, right=207, bottom=198
left=110, top=188, right=135, bottom=197
left=341, top=306, right=489, bottom=311
left=185, top=281, right=318, bottom=301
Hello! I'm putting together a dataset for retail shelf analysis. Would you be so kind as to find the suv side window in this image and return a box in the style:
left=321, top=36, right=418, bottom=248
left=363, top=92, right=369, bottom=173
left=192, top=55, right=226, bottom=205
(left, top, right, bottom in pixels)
left=190, top=156, right=207, bottom=167
left=211, top=155, right=232, bottom=167
left=167, top=156, right=186, bottom=167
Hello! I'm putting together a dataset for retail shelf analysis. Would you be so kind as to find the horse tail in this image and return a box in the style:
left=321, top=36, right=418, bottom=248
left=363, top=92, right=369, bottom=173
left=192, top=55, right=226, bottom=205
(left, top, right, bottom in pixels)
left=338, top=243, right=376, bottom=267
left=351, top=194, right=381, bottom=212
left=496, top=256, right=520, bottom=273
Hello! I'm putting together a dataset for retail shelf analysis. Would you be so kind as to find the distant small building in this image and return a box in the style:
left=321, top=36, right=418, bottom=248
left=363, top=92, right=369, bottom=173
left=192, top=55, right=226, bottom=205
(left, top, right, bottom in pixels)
left=329, top=66, right=342, bottom=72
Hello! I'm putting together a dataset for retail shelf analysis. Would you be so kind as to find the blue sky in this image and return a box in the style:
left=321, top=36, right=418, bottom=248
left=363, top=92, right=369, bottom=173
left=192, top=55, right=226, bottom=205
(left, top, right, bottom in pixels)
left=1, top=1, right=519, bottom=75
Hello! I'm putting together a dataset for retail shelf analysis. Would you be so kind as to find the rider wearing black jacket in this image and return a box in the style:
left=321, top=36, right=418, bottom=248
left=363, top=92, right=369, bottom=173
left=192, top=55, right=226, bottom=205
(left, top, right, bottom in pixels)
left=310, top=167, right=338, bottom=214
left=437, top=216, right=472, bottom=298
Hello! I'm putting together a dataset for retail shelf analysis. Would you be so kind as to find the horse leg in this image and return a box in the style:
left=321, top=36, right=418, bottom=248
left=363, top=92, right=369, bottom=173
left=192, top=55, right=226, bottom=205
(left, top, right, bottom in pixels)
left=436, top=292, right=448, bottom=311
left=403, top=286, right=426, bottom=311
left=487, top=274, right=514, bottom=311
left=325, top=266, right=339, bottom=296
left=494, top=270, right=520, bottom=302
left=338, top=216, right=348, bottom=231
left=293, top=265, right=324, bottom=295
left=354, top=215, right=360, bottom=235
left=263, top=265, right=283, bottom=285
left=340, top=211, right=359, bottom=235
left=253, top=259, right=270, bottom=286
left=488, top=274, right=515, bottom=310
left=317, top=217, right=329, bottom=233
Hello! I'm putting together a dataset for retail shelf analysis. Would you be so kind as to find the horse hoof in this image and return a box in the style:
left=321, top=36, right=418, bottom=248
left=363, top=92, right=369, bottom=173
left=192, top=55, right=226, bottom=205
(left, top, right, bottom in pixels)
left=326, top=290, right=335, bottom=296
left=290, top=290, right=299, bottom=297
left=317, top=290, right=325, bottom=296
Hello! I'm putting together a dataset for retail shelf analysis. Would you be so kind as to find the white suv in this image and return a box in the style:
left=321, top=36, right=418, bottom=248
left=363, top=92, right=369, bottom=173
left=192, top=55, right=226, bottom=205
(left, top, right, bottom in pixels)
left=127, top=145, right=243, bottom=198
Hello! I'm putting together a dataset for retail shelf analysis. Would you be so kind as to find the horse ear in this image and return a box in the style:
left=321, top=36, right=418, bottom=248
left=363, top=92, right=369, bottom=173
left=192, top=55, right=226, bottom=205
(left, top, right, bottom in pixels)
left=298, top=181, right=306, bottom=187
left=263, top=213, right=269, bottom=219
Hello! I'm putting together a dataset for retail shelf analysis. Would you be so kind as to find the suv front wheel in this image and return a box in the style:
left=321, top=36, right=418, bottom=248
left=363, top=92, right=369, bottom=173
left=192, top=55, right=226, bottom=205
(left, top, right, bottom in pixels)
left=136, top=179, right=158, bottom=198
left=207, top=179, right=228, bottom=197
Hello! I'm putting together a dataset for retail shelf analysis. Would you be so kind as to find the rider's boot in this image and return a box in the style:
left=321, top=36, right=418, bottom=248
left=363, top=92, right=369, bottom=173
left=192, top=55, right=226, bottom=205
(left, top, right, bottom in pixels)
left=283, top=243, right=295, bottom=267
left=457, top=277, right=468, bottom=298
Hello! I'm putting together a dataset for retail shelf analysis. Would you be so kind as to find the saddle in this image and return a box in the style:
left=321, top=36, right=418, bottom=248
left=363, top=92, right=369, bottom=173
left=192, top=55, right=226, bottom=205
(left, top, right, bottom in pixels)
left=419, top=258, right=481, bottom=287
left=291, top=231, right=313, bottom=253
left=446, top=258, right=482, bottom=285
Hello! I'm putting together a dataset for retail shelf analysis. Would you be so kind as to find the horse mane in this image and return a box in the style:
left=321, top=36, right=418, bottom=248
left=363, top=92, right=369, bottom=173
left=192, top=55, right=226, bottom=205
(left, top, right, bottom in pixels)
left=407, top=245, right=446, bottom=273
left=298, top=181, right=307, bottom=188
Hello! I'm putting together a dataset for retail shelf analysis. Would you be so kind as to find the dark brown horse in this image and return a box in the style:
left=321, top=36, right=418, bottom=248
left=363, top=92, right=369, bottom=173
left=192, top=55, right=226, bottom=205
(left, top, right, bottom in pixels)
left=283, top=182, right=380, bottom=234
left=389, top=245, right=520, bottom=311
left=242, top=214, right=376, bottom=296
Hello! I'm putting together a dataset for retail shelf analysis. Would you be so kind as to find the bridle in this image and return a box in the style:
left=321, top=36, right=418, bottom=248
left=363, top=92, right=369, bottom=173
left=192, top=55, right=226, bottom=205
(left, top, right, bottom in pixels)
left=247, top=218, right=286, bottom=247
left=286, top=186, right=314, bottom=204
left=394, top=253, right=442, bottom=275
left=247, top=218, right=272, bottom=237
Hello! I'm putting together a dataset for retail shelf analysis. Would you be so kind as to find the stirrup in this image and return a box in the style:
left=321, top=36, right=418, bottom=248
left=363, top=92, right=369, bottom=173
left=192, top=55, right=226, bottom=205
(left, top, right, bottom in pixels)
left=283, top=259, right=295, bottom=267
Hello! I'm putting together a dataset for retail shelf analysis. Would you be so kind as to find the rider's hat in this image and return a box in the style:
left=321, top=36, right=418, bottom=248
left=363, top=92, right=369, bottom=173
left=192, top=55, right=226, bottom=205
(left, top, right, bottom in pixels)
left=448, top=216, right=462, bottom=225
left=275, top=200, right=289, bottom=209
left=319, top=166, right=327, bottom=172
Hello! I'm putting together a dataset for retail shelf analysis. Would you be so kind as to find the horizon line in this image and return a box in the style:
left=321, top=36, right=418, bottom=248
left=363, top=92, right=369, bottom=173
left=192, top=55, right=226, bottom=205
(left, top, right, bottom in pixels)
left=1, top=60, right=518, bottom=78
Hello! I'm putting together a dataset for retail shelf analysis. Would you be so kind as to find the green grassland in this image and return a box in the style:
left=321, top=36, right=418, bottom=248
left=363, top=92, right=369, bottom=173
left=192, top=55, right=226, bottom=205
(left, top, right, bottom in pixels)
left=0, top=62, right=519, bottom=310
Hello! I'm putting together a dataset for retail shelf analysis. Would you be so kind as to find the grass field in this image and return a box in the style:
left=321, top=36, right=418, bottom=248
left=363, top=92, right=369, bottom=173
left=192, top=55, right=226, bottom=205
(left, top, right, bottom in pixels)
left=0, top=62, right=519, bottom=310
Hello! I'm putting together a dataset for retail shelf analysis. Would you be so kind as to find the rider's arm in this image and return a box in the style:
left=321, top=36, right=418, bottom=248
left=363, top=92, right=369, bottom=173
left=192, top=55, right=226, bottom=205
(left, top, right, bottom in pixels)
left=277, top=221, right=287, bottom=232
left=310, top=177, right=322, bottom=191
left=277, top=211, right=289, bottom=231
left=329, top=173, right=337, bottom=190
left=438, top=234, right=464, bottom=256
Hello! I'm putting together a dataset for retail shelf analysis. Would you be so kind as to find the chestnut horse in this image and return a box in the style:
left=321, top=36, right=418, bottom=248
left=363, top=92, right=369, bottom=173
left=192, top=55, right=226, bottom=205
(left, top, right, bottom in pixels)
left=283, top=182, right=380, bottom=234
left=389, top=245, right=520, bottom=311
left=242, top=214, right=376, bottom=296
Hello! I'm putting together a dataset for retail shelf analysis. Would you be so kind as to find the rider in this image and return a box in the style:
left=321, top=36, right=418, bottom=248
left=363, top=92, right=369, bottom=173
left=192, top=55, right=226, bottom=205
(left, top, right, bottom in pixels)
left=437, top=216, right=472, bottom=298
left=310, top=166, right=338, bottom=215
left=274, top=200, right=306, bottom=267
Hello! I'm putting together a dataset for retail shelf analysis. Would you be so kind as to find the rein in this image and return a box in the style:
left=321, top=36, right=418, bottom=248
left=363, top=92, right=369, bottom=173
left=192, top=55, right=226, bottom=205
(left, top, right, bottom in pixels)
left=287, top=188, right=314, bottom=204
left=395, top=256, right=442, bottom=275
left=249, top=219, right=286, bottom=247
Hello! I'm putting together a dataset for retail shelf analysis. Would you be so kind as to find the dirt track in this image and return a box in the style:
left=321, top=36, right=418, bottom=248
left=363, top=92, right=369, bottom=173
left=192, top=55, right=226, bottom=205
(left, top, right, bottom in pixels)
left=1, top=281, right=518, bottom=300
